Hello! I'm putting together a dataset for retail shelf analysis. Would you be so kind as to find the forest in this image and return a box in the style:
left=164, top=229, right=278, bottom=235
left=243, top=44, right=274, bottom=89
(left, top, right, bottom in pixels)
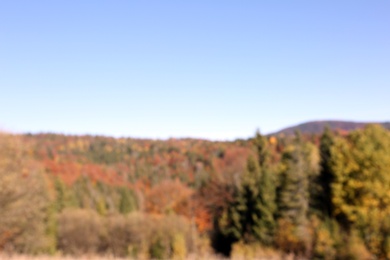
left=1, top=124, right=390, bottom=259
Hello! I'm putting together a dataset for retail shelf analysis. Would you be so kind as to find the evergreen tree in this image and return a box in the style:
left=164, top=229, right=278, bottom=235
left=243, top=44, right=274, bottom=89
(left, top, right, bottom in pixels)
left=218, top=131, right=277, bottom=249
left=54, top=177, right=78, bottom=212
left=310, top=127, right=335, bottom=217
left=253, top=131, right=276, bottom=245
left=119, top=187, right=137, bottom=214
left=254, top=130, right=270, bottom=167
left=220, top=156, right=261, bottom=244
left=277, top=132, right=319, bottom=227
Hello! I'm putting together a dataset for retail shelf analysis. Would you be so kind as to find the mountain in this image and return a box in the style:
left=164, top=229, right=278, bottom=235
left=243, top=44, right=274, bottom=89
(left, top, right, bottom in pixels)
left=274, top=120, right=390, bottom=136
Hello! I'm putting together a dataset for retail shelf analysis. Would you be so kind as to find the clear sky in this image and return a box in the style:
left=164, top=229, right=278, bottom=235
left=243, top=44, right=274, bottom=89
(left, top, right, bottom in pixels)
left=1, top=1, right=389, bottom=140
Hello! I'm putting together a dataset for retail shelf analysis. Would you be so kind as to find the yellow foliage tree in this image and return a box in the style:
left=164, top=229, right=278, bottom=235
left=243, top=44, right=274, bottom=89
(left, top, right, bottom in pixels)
left=0, top=133, right=52, bottom=253
left=330, top=125, right=390, bottom=257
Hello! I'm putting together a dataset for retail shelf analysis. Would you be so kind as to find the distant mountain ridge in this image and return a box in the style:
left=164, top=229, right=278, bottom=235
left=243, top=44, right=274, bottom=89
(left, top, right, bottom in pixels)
left=274, top=120, right=390, bottom=135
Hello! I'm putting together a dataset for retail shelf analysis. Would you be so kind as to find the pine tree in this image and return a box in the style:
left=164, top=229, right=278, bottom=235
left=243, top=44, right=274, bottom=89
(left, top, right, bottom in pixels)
left=253, top=131, right=276, bottom=245
left=254, top=130, right=269, bottom=167
left=119, top=187, right=137, bottom=214
left=277, top=132, right=319, bottom=227
left=54, top=177, right=78, bottom=212
left=220, top=156, right=261, bottom=243
left=218, top=131, right=277, bottom=247
left=310, top=127, right=335, bottom=217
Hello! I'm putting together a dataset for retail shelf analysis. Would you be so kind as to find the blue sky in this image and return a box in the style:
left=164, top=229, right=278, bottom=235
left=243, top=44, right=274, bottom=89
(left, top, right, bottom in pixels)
left=0, top=1, right=389, bottom=140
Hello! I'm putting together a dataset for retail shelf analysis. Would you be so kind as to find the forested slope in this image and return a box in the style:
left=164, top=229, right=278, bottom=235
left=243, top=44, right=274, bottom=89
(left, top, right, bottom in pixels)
left=1, top=124, right=390, bottom=259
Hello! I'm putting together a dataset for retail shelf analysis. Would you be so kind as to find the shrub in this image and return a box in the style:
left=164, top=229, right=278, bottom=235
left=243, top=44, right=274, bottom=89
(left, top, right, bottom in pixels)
left=336, top=231, right=372, bottom=260
left=148, top=214, right=193, bottom=259
left=309, top=216, right=338, bottom=260
left=57, top=209, right=104, bottom=255
left=104, top=212, right=150, bottom=258
left=231, top=241, right=282, bottom=260
left=172, top=233, right=187, bottom=260
left=274, top=218, right=310, bottom=257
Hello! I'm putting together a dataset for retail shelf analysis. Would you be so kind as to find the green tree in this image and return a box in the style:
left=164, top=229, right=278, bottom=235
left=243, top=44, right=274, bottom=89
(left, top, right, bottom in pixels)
left=217, top=132, right=277, bottom=253
left=277, top=134, right=319, bottom=226
left=119, top=187, right=138, bottom=214
left=276, top=132, right=319, bottom=255
left=253, top=131, right=276, bottom=245
left=253, top=130, right=270, bottom=167
left=219, top=156, right=261, bottom=244
left=310, top=127, right=335, bottom=217
left=54, top=177, right=78, bottom=212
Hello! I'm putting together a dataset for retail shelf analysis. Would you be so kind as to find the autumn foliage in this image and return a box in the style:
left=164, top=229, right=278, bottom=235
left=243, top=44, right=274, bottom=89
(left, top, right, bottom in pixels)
left=1, top=125, right=390, bottom=259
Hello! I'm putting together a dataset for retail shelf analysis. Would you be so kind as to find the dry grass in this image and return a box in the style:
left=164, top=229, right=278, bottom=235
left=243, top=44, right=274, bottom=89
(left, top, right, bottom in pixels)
left=0, top=255, right=127, bottom=260
left=0, top=254, right=291, bottom=260
left=0, top=254, right=228, bottom=260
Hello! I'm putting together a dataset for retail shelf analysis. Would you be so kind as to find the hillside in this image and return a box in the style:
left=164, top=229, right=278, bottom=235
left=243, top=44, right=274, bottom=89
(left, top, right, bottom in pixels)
left=274, top=120, right=390, bottom=135
left=3, top=124, right=390, bottom=258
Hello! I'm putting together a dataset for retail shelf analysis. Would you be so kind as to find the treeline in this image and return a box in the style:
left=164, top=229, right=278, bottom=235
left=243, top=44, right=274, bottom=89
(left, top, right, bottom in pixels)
left=1, top=124, right=390, bottom=259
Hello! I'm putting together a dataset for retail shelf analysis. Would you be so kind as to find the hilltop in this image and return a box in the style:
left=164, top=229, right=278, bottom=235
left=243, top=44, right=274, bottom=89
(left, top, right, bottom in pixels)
left=273, top=120, right=390, bottom=136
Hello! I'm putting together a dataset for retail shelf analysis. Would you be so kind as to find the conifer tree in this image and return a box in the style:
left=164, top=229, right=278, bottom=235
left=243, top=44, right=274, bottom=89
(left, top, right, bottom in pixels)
left=54, top=177, right=78, bottom=212
left=253, top=131, right=276, bottom=245
left=220, top=156, right=261, bottom=243
left=277, top=132, right=319, bottom=227
left=119, top=187, right=138, bottom=214
left=218, top=131, right=276, bottom=247
left=310, top=127, right=335, bottom=217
